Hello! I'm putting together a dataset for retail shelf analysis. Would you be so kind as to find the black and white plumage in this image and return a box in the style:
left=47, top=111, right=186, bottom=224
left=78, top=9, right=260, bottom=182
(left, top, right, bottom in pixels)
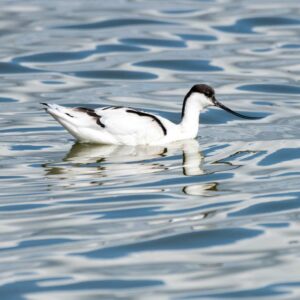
left=42, top=84, right=259, bottom=145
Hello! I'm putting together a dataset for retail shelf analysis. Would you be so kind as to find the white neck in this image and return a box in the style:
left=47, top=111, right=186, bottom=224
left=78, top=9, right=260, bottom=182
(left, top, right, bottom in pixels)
left=180, top=93, right=209, bottom=138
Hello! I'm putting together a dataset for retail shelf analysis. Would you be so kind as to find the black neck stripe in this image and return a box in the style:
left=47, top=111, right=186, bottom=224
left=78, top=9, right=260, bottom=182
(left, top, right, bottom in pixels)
left=181, top=90, right=193, bottom=119
left=126, top=109, right=167, bottom=136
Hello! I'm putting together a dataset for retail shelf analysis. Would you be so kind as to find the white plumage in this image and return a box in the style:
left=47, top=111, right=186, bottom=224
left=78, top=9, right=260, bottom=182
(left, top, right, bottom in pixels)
left=42, top=84, right=259, bottom=146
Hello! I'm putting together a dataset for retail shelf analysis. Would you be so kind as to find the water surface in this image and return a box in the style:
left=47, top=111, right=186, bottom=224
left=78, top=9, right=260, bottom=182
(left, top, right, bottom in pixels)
left=1, top=0, right=300, bottom=299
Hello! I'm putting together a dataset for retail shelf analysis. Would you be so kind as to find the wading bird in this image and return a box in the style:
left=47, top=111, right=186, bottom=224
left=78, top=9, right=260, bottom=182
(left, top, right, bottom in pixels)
left=42, top=84, right=259, bottom=145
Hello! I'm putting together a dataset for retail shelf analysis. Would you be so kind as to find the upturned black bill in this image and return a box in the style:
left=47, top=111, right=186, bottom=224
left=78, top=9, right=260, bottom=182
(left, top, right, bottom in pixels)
left=212, top=97, right=261, bottom=119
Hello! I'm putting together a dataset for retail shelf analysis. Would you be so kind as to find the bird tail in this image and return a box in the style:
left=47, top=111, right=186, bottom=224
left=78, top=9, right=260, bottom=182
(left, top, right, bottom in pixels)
left=42, top=102, right=97, bottom=138
left=41, top=103, right=98, bottom=124
left=41, top=103, right=76, bottom=121
left=41, top=103, right=108, bottom=143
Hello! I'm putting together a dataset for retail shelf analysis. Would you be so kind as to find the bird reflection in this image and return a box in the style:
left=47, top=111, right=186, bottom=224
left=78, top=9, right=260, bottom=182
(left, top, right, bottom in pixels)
left=44, top=139, right=217, bottom=195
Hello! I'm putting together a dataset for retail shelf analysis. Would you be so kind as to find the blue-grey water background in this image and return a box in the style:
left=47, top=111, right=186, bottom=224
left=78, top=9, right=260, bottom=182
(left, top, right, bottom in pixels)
left=1, top=0, right=300, bottom=299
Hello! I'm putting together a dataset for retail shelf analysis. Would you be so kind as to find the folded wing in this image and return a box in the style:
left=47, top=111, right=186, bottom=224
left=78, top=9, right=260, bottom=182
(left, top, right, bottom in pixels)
left=97, top=107, right=166, bottom=144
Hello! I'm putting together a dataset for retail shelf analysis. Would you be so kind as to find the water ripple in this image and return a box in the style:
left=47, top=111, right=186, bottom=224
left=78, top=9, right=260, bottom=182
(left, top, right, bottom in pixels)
left=68, top=70, right=158, bottom=80
left=259, top=148, right=300, bottom=166
left=177, top=33, right=217, bottom=41
left=0, top=62, right=41, bottom=74
left=134, top=59, right=223, bottom=72
left=58, top=18, right=175, bottom=30
left=238, top=84, right=300, bottom=94
left=13, top=44, right=147, bottom=63
left=229, top=195, right=300, bottom=217
left=0, top=97, right=18, bottom=103
left=214, top=16, right=300, bottom=34
left=120, top=37, right=186, bottom=48
left=82, top=228, right=262, bottom=259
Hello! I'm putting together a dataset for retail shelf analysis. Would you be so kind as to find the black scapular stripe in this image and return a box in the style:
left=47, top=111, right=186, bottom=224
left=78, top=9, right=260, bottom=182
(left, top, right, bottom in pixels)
left=126, top=109, right=167, bottom=135
left=86, top=111, right=99, bottom=118
left=76, top=107, right=105, bottom=128
left=96, top=118, right=105, bottom=128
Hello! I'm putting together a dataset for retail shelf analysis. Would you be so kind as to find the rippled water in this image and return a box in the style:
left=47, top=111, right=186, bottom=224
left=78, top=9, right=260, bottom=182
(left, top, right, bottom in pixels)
left=1, top=0, right=300, bottom=299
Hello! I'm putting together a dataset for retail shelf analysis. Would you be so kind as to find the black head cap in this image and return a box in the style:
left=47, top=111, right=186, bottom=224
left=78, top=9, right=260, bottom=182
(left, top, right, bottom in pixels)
left=182, top=84, right=215, bottom=118
left=190, top=84, right=215, bottom=98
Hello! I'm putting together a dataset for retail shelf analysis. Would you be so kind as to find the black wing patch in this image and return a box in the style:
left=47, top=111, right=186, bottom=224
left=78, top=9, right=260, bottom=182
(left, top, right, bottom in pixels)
left=75, top=107, right=105, bottom=128
left=126, top=109, right=167, bottom=136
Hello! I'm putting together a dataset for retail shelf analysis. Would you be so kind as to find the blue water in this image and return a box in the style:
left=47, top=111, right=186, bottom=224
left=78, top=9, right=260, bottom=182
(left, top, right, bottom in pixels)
left=1, top=0, right=300, bottom=299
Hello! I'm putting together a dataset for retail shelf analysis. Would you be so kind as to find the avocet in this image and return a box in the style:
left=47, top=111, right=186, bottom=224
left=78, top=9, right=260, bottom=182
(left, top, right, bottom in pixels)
left=42, top=84, right=259, bottom=145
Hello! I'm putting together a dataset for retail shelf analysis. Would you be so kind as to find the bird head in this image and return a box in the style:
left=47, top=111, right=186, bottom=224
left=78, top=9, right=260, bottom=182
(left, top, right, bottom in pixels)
left=184, top=84, right=260, bottom=119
